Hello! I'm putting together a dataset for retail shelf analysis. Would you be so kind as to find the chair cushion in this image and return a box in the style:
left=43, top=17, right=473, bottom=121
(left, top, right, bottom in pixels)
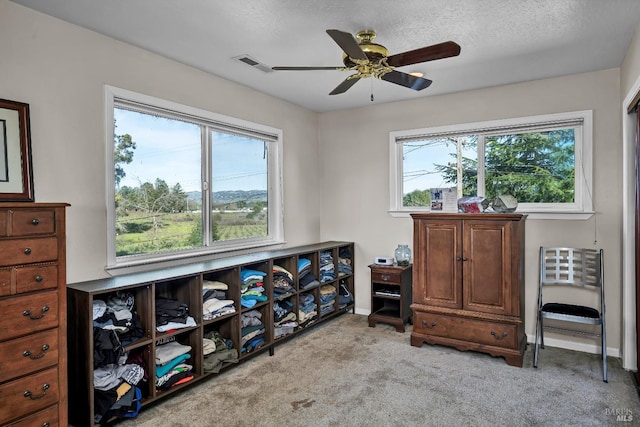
left=542, top=303, right=600, bottom=318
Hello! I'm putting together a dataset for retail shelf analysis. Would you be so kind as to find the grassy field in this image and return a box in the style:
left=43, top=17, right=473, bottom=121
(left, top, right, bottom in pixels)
left=116, top=211, right=267, bottom=256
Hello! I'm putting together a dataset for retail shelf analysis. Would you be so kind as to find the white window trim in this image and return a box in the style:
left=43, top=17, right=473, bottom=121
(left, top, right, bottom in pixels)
left=389, top=110, right=593, bottom=220
left=104, top=85, right=284, bottom=271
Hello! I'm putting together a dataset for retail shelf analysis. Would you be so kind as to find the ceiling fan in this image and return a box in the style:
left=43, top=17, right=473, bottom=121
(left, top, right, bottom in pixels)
left=272, top=29, right=461, bottom=95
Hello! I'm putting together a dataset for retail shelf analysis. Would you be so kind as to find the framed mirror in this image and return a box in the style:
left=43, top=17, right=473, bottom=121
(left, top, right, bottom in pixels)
left=0, top=98, right=34, bottom=201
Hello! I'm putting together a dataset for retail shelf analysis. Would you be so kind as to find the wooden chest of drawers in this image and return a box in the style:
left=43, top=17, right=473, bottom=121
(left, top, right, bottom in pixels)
left=0, top=203, right=68, bottom=427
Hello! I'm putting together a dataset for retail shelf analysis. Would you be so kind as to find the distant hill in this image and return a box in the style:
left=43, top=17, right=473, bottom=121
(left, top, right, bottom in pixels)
left=186, top=190, right=267, bottom=204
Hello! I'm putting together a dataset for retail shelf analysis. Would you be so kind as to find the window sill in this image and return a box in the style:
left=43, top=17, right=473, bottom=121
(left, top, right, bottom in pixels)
left=106, top=239, right=286, bottom=276
left=388, top=210, right=595, bottom=220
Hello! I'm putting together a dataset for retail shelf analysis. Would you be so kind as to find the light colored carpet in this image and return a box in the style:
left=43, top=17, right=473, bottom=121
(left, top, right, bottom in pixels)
left=113, top=314, right=640, bottom=427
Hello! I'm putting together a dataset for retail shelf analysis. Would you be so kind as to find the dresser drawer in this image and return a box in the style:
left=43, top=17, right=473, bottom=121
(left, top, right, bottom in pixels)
left=371, top=272, right=401, bottom=284
left=414, top=311, right=518, bottom=349
left=6, top=404, right=59, bottom=427
left=0, top=329, right=59, bottom=383
left=0, top=291, right=59, bottom=341
left=0, top=237, right=58, bottom=267
left=10, top=209, right=56, bottom=236
left=0, top=268, right=10, bottom=297
left=0, top=210, right=6, bottom=237
left=0, top=367, right=59, bottom=425
left=16, top=265, right=58, bottom=294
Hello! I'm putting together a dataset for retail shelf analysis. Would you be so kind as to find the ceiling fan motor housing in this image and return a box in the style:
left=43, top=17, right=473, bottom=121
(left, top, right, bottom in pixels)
left=343, top=29, right=389, bottom=66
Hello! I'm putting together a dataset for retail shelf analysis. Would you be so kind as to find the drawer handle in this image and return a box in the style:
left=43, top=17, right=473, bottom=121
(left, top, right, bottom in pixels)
left=32, top=218, right=40, bottom=225
left=422, top=320, right=437, bottom=329
left=23, top=383, right=49, bottom=400
left=35, top=275, right=43, bottom=282
left=381, top=274, right=390, bottom=281
left=23, top=305, right=49, bottom=320
left=24, top=247, right=32, bottom=255
left=491, top=331, right=508, bottom=340
left=23, top=344, right=50, bottom=359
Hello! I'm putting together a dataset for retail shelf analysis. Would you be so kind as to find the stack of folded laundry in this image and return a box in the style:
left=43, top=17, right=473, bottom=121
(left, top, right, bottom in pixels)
left=155, top=339, right=193, bottom=392
left=319, top=250, right=336, bottom=283
left=273, top=299, right=297, bottom=338
left=273, top=265, right=296, bottom=300
left=203, top=330, right=238, bottom=374
left=338, top=247, right=353, bottom=276
left=241, top=309, right=266, bottom=353
left=298, top=258, right=320, bottom=290
left=298, top=292, right=317, bottom=328
left=202, top=280, right=236, bottom=320
left=320, top=284, right=337, bottom=316
left=155, top=297, right=196, bottom=333
left=240, top=268, right=268, bottom=309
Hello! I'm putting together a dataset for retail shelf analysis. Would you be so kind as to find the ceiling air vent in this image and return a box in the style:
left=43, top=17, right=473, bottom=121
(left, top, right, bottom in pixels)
left=233, top=55, right=273, bottom=73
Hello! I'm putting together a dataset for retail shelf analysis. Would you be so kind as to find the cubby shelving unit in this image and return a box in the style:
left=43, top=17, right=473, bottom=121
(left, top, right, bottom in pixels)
left=66, top=241, right=354, bottom=426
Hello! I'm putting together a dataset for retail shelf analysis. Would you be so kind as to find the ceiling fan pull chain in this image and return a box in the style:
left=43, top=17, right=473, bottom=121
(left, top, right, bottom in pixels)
left=370, top=78, right=374, bottom=102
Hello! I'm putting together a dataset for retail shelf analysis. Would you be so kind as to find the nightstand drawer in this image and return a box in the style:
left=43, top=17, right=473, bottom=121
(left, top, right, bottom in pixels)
left=0, top=237, right=58, bottom=267
left=371, top=272, right=401, bottom=284
left=0, top=291, right=59, bottom=341
left=0, top=367, right=59, bottom=425
left=10, top=210, right=56, bottom=236
left=0, top=329, right=59, bottom=383
left=414, top=311, right=517, bottom=349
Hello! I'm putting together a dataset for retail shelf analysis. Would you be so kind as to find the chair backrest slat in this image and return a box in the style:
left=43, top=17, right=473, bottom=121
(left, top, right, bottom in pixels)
left=540, top=247, right=602, bottom=289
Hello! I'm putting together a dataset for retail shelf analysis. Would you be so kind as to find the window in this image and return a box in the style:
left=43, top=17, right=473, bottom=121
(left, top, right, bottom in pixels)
left=389, top=111, right=593, bottom=219
left=105, top=86, right=283, bottom=269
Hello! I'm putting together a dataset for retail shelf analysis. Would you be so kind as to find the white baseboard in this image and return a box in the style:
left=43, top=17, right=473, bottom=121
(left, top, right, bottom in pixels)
left=526, top=335, right=620, bottom=359
left=354, top=307, right=369, bottom=316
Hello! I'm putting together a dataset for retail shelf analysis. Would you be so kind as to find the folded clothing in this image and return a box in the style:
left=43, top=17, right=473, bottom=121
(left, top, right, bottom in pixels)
left=155, top=341, right=192, bottom=366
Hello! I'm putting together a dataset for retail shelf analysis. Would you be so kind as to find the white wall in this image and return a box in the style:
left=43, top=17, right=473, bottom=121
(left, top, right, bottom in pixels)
left=0, top=1, right=321, bottom=283
left=318, top=69, right=624, bottom=354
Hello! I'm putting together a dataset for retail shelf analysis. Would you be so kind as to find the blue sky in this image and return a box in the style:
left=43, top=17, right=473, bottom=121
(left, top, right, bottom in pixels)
left=402, top=138, right=476, bottom=194
left=115, top=108, right=267, bottom=192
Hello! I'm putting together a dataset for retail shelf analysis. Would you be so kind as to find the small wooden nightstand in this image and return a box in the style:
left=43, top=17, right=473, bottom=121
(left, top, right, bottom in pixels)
left=368, top=264, right=413, bottom=332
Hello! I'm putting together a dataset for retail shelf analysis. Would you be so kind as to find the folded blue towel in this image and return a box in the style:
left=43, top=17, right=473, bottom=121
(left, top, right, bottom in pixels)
left=241, top=268, right=267, bottom=281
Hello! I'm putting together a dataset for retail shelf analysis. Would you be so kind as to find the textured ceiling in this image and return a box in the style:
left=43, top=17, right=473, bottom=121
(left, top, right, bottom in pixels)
left=11, top=0, right=640, bottom=112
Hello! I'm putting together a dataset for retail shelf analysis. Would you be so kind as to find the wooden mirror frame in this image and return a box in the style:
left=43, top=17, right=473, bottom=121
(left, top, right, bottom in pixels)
left=0, top=98, right=34, bottom=201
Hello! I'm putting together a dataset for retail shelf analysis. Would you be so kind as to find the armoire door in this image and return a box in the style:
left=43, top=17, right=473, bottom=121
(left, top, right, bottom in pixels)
left=463, top=219, right=514, bottom=316
left=413, top=219, right=462, bottom=309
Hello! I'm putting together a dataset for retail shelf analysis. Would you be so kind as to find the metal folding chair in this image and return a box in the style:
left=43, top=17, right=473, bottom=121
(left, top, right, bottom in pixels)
left=533, top=247, right=607, bottom=382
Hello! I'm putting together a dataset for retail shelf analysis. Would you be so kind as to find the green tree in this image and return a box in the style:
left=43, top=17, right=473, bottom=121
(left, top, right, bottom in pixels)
left=246, top=201, right=265, bottom=219
left=169, top=183, right=188, bottom=212
left=403, top=189, right=431, bottom=207
left=434, top=156, right=478, bottom=196
left=484, top=130, right=574, bottom=202
left=435, top=130, right=574, bottom=203
left=114, top=124, right=136, bottom=187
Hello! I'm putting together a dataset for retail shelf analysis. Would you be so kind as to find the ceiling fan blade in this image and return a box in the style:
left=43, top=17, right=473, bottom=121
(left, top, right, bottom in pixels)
left=386, top=41, right=461, bottom=67
left=329, top=77, right=360, bottom=95
left=272, top=66, right=344, bottom=71
left=326, top=29, right=368, bottom=61
left=380, top=70, right=432, bottom=91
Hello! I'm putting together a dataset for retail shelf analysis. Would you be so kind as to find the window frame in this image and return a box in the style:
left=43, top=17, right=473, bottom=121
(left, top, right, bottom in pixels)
left=389, top=110, right=593, bottom=219
left=105, top=85, right=284, bottom=271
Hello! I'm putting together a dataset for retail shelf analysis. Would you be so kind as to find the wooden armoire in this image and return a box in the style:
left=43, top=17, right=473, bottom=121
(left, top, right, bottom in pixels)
left=410, top=212, right=526, bottom=367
